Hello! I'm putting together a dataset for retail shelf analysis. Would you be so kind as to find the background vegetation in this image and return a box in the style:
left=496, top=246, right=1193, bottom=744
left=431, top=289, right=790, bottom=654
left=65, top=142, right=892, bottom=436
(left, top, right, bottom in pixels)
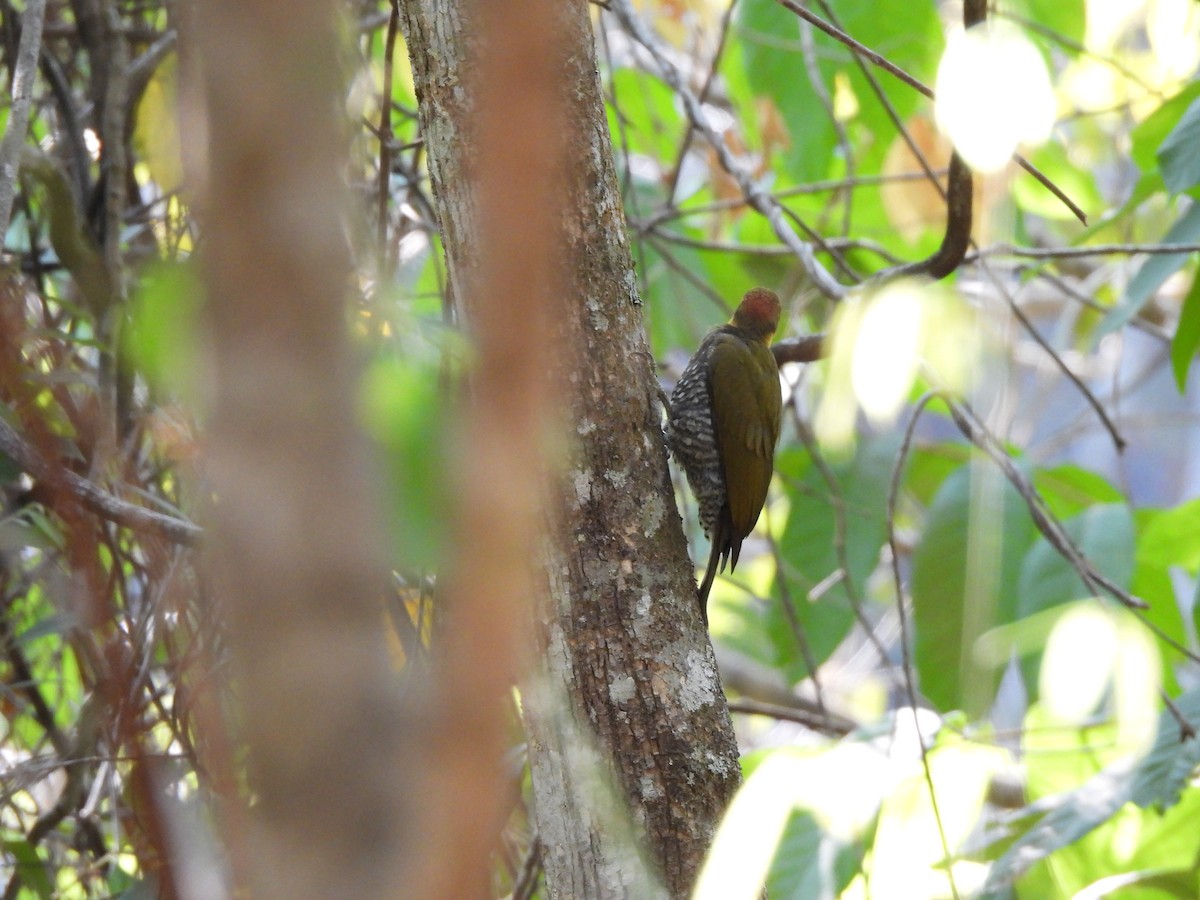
left=2, top=0, right=1200, bottom=897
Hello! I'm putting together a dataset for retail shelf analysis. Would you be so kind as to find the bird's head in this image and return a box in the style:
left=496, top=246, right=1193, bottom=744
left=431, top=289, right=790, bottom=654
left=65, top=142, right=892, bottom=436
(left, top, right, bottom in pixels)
left=730, top=288, right=781, bottom=342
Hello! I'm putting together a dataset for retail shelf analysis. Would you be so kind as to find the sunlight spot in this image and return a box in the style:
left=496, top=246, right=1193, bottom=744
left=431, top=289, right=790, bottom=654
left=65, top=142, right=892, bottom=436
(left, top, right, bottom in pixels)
left=1041, top=601, right=1116, bottom=725
left=850, top=283, right=922, bottom=426
left=935, top=23, right=1055, bottom=173
left=816, top=278, right=976, bottom=451
left=1040, top=600, right=1161, bottom=754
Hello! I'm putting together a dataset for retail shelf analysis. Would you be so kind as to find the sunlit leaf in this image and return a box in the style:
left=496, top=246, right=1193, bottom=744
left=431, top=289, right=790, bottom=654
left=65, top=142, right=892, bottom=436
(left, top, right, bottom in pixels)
left=1131, top=82, right=1200, bottom=174
left=773, top=434, right=899, bottom=681
left=983, top=688, right=1200, bottom=893
left=127, top=261, right=205, bottom=397
left=912, top=463, right=1035, bottom=714
left=1, top=838, right=53, bottom=900
left=869, top=730, right=1005, bottom=899
left=1017, top=504, right=1135, bottom=619
left=1158, top=97, right=1200, bottom=194
left=1170, top=271, right=1200, bottom=390
left=133, top=53, right=182, bottom=191
left=358, top=355, right=450, bottom=570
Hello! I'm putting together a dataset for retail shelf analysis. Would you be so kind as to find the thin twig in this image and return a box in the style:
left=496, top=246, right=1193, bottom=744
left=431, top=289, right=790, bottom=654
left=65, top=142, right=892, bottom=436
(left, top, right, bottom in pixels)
left=663, top=0, right=738, bottom=205
left=727, top=697, right=857, bottom=736
left=771, top=0, right=1087, bottom=225
left=644, top=233, right=734, bottom=314
left=977, top=259, right=1127, bottom=452
left=791, top=405, right=897, bottom=675
left=946, top=398, right=1145, bottom=610
left=637, top=227, right=903, bottom=265
left=813, top=0, right=945, bottom=204
left=886, top=392, right=960, bottom=900
left=0, top=0, right=47, bottom=240
left=639, top=169, right=947, bottom=230
left=512, top=835, right=543, bottom=900
left=766, top=521, right=830, bottom=707
left=38, top=48, right=91, bottom=206
left=609, top=0, right=848, bottom=299
left=796, top=10, right=854, bottom=235
left=1161, top=689, right=1197, bottom=742
left=0, top=417, right=202, bottom=546
left=1013, top=157, right=1088, bottom=225
left=771, top=0, right=930, bottom=98
left=126, top=28, right=177, bottom=100
left=972, top=241, right=1200, bottom=261
left=377, top=0, right=401, bottom=273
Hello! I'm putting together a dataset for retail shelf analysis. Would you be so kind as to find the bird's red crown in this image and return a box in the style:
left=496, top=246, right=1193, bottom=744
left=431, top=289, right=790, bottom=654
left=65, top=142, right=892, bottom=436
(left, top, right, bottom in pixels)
left=731, top=287, right=781, bottom=337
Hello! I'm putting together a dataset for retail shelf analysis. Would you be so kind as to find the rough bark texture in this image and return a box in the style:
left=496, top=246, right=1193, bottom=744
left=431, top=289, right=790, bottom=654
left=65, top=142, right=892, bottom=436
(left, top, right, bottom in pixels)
left=398, top=2, right=742, bottom=896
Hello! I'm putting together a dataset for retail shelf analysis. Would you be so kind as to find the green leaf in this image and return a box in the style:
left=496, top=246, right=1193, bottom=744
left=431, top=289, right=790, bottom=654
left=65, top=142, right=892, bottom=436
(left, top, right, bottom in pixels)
left=641, top=235, right=727, bottom=357
left=1171, top=270, right=1200, bottom=390
left=767, top=811, right=861, bottom=899
left=1129, top=686, right=1200, bottom=810
left=1031, top=464, right=1123, bottom=520
left=733, top=0, right=941, bottom=190
left=1131, top=82, right=1200, bottom=174
left=912, top=464, right=1035, bottom=714
left=606, top=68, right=682, bottom=166
left=773, top=434, right=900, bottom=681
left=1159, top=98, right=1200, bottom=194
left=983, top=688, right=1200, bottom=893
left=734, top=0, right=835, bottom=184
left=1136, top=499, right=1200, bottom=571
left=1131, top=501, right=1200, bottom=696
left=1098, top=201, right=1200, bottom=336
left=901, top=442, right=970, bottom=507
left=358, top=356, right=450, bottom=570
left=1, top=838, right=54, bottom=900
left=127, top=260, right=204, bottom=396
left=1014, top=0, right=1086, bottom=44
left=1017, top=504, right=1135, bottom=619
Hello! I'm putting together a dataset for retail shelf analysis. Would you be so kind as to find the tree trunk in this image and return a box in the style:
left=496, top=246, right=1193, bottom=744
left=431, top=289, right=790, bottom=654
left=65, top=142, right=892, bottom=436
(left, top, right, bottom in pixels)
left=189, top=2, right=411, bottom=896
left=398, top=2, right=742, bottom=896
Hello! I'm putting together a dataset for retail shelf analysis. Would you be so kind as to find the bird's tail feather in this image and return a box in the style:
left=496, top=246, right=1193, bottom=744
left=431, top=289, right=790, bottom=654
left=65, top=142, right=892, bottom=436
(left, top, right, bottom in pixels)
left=696, top=515, right=733, bottom=625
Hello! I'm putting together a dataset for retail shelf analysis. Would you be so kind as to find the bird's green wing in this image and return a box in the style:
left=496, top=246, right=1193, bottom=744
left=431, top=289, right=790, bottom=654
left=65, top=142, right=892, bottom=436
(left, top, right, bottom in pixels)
left=708, top=335, right=781, bottom=540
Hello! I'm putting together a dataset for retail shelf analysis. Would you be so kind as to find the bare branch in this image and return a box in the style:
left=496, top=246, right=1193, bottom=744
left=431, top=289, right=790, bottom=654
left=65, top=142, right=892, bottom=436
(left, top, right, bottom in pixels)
left=609, top=0, right=849, bottom=299
left=973, top=241, right=1200, bottom=260
left=886, top=392, right=961, bottom=900
left=0, top=0, right=47, bottom=241
left=980, top=261, right=1128, bottom=452
left=0, top=416, right=203, bottom=546
left=772, top=334, right=825, bottom=365
left=771, top=0, right=1087, bottom=226
left=878, top=153, right=973, bottom=281
left=946, top=398, right=1146, bottom=611
left=727, top=697, right=857, bottom=736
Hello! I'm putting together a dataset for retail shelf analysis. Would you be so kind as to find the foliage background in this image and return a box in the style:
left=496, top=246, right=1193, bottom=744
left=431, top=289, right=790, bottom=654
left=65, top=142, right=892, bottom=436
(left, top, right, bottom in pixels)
left=1, top=0, right=1200, bottom=897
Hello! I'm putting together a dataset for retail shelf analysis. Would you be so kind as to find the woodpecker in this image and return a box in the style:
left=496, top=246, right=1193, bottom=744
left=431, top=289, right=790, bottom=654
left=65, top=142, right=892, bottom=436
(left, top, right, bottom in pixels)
left=666, top=288, right=783, bottom=623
